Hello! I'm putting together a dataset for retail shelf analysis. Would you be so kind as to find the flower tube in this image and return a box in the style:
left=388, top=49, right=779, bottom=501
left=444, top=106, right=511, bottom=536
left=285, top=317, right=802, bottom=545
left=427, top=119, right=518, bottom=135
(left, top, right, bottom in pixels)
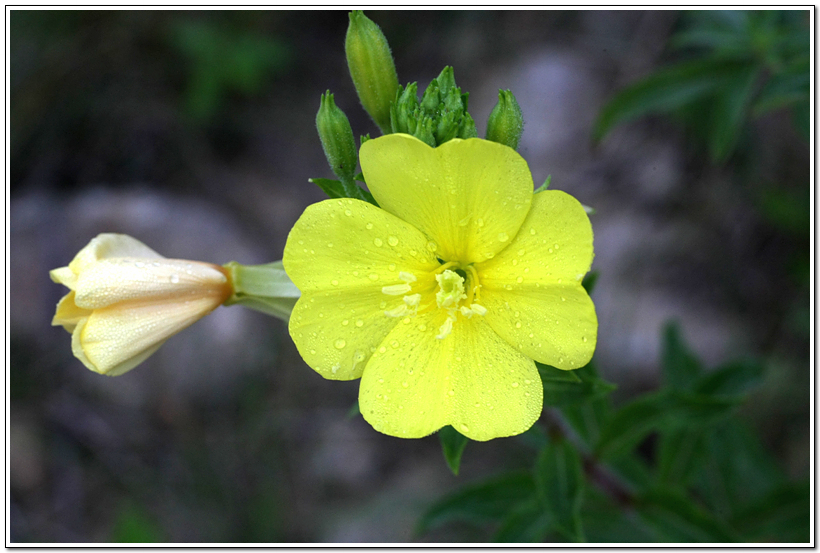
left=50, top=233, right=233, bottom=376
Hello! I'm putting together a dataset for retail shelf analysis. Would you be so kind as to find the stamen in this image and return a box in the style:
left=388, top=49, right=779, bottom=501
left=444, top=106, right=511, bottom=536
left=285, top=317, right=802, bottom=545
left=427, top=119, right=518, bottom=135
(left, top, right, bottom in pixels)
left=399, top=271, right=417, bottom=283
left=385, top=304, right=409, bottom=318
left=403, top=293, right=421, bottom=307
left=470, top=303, right=487, bottom=316
left=433, top=261, right=460, bottom=275
left=436, top=317, right=454, bottom=339
left=382, top=283, right=412, bottom=296
left=466, top=264, right=482, bottom=302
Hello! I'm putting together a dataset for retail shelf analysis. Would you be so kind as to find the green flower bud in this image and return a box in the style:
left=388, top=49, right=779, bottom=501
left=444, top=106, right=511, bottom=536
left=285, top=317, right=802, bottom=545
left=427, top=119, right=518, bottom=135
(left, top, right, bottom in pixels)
left=390, top=83, right=419, bottom=135
left=486, top=89, right=524, bottom=150
left=457, top=111, right=478, bottom=139
left=345, top=11, right=400, bottom=133
left=316, top=91, right=358, bottom=183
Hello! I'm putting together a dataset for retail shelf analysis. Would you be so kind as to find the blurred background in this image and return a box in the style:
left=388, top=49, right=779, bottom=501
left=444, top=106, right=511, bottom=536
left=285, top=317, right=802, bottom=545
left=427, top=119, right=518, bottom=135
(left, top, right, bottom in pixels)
left=9, top=10, right=810, bottom=542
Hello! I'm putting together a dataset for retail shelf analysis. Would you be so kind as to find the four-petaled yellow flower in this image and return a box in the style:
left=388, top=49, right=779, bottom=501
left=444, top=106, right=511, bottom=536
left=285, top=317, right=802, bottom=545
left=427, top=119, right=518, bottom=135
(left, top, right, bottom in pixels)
left=284, top=134, right=597, bottom=441
left=51, top=233, right=233, bottom=376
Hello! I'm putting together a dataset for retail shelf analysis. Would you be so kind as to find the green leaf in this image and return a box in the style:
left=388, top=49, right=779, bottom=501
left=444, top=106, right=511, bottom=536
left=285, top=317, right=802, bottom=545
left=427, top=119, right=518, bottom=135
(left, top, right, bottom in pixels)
left=705, top=63, right=759, bottom=162
left=593, top=59, right=736, bottom=142
left=538, top=362, right=616, bottom=408
left=111, top=500, right=164, bottom=543
left=692, top=359, right=764, bottom=397
left=534, top=174, right=551, bottom=193
left=581, top=490, right=657, bottom=543
left=493, top=499, right=553, bottom=543
left=438, top=425, right=469, bottom=476
left=596, top=392, right=667, bottom=459
left=730, top=483, right=810, bottom=543
left=534, top=438, right=585, bottom=541
left=661, top=322, right=703, bottom=390
left=308, top=177, right=378, bottom=206
left=417, top=471, right=536, bottom=535
left=581, top=271, right=599, bottom=295
left=561, top=398, right=611, bottom=450
left=656, top=427, right=704, bottom=487
left=637, top=489, right=736, bottom=542
left=692, top=420, right=785, bottom=518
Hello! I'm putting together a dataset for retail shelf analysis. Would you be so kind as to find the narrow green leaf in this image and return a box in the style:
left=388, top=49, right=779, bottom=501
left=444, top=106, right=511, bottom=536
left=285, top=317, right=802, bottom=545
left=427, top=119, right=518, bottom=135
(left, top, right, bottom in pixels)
left=692, top=359, right=764, bottom=397
left=730, top=483, right=810, bottom=543
left=706, top=64, right=759, bottom=162
left=309, top=177, right=378, bottom=206
left=561, top=398, right=611, bottom=449
left=493, top=499, right=553, bottom=543
left=538, top=362, right=616, bottom=408
left=534, top=439, right=585, bottom=541
left=662, top=322, right=702, bottom=390
left=594, top=59, right=735, bottom=141
left=581, top=271, right=599, bottom=295
left=534, top=174, right=552, bottom=193
left=417, top=471, right=536, bottom=535
left=596, top=392, right=667, bottom=459
left=637, top=489, right=736, bottom=542
left=346, top=399, right=360, bottom=419
left=438, top=425, right=469, bottom=476
left=656, top=427, right=704, bottom=487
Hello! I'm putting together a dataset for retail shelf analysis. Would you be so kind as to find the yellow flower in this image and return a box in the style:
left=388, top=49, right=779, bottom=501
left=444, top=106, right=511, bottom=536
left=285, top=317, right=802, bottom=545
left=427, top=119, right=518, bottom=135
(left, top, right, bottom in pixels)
left=284, top=134, right=597, bottom=441
left=50, top=233, right=233, bottom=376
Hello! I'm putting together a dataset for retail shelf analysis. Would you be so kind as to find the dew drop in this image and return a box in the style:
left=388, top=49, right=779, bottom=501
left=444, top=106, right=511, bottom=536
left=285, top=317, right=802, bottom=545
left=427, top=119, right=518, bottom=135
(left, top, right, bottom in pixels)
left=448, top=390, right=455, bottom=397
left=169, top=274, right=180, bottom=284
left=497, top=232, right=509, bottom=242
left=331, top=279, right=339, bottom=286
left=388, top=236, right=399, bottom=246
left=516, top=276, right=524, bottom=283
left=515, top=321, right=522, bottom=329
left=355, top=319, right=364, bottom=327
left=379, top=346, right=387, bottom=353
left=582, top=336, right=588, bottom=342
left=517, top=249, right=526, bottom=256
left=512, top=259, right=519, bottom=266
left=374, top=238, right=383, bottom=247
left=334, top=339, right=346, bottom=349
left=402, top=381, right=408, bottom=388
left=369, top=273, right=379, bottom=281
left=561, top=296, right=566, bottom=301
left=342, top=319, right=349, bottom=326
left=548, top=248, right=554, bottom=253
left=427, top=241, right=438, bottom=252
left=327, top=242, right=334, bottom=248
left=511, top=382, right=519, bottom=388
left=530, top=228, right=537, bottom=235
left=391, top=340, right=399, bottom=348
left=344, top=209, right=352, bottom=217
left=460, top=424, right=469, bottom=433
left=366, top=222, right=374, bottom=230
left=477, top=218, right=485, bottom=227
left=388, top=263, right=396, bottom=271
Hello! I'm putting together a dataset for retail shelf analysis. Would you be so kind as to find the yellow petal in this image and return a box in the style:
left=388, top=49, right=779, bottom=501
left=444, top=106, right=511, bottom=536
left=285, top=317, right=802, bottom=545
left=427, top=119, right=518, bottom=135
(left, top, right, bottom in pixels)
left=52, top=291, right=92, bottom=333
left=359, top=311, right=542, bottom=441
left=481, top=285, right=597, bottom=370
left=283, top=197, right=439, bottom=292
left=73, top=258, right=230, bottom=310
left=289, top=287, right=422, bottom=381
left=478, top=190, right=597, bottom=370
left=75, top=295, right=224, bottom=375
left=478, top=190, right=594, bottom=287
left=71, top=318, right=163, bottom=376
left=359, top=134, right=533, bottom=264
left=50, top=267, right=78, bottom=289
left=68, top=233, right=164, bottom=274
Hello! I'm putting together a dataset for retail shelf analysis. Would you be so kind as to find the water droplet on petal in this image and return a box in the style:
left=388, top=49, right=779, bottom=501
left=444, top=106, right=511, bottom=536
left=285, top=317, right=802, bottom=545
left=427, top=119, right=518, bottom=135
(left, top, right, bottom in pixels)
left=366, top=222, right=374, bottom=230
left=369, top=273, right=379, bottom=281
left=374, top=238, right=383, bottom=247
left=511, top=382, right=519, bottom=388
left=355, top=319, right=364, bottom=327
left=169, top=274, right=180, bottom=284
left=388, top=236, right=399, bottom=246
left=497, top=232, right=509, bottom=242
left=334, top=339, right=346, bottom=349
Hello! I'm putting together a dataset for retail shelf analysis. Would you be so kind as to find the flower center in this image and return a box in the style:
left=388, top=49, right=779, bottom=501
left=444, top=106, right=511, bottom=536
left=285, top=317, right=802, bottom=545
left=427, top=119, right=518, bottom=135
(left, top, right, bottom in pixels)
left=381, top=261, right=486, bottom=340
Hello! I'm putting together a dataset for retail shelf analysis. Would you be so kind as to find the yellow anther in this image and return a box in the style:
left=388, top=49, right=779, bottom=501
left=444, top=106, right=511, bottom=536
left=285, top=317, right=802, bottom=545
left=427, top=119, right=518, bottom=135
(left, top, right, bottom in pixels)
left=399, top=271, right=417, bottom=283
left=403, top=293, right=421, bottom=307
left=436, top=317, right=454, bottom=340
left=382, top=283, right=412, bottom=296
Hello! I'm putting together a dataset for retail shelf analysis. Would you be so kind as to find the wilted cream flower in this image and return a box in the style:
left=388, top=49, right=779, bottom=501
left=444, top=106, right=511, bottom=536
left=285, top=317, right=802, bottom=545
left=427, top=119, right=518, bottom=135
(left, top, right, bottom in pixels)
left=50, top=233, right=233, bottom=376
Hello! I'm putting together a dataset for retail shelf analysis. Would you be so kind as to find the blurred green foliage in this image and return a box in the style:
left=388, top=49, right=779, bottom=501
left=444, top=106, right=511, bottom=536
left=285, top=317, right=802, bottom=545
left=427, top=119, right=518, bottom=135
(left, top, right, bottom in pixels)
left=417, top=323, right=809, bottom=542
left=171, top=20, right=291, bottom=122
left=595, top=10, right=809, bottom=162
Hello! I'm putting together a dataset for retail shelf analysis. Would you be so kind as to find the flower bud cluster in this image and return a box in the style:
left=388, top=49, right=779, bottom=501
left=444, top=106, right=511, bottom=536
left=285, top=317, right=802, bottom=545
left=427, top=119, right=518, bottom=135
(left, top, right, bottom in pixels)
left=389, top=66, right=477, bottom=147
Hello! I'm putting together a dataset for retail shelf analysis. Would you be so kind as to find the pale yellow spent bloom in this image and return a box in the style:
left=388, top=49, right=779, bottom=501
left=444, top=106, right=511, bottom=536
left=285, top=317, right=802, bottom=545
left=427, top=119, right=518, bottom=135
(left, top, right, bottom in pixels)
left=50, top=233, right=233, bottom=376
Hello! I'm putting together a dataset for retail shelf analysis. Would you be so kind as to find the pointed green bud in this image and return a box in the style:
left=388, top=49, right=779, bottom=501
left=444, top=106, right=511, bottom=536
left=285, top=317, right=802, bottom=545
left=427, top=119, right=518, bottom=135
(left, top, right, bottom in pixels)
left=316, top=91, right=358, bottom=183
left=420, top=79, right=441, bottom=116
left=345, top=11, right=399, bottom=133
left=414, top=116, right=436, bottom=147
left=436, top=66, right=456, bottom=97
left=458, top=111, right=478, bottom=139
left=390, top=83, right=419, bottom=134
left=486, top=89, right=524, bottom=150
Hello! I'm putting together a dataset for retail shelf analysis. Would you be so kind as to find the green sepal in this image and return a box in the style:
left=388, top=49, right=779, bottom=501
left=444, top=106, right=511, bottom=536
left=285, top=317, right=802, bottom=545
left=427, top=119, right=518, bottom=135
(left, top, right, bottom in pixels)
left=309, top=177, right=378, bottom=207
left=438, top=425, right=469, bottom=476
left=223, top=261, right=300, bottom=321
